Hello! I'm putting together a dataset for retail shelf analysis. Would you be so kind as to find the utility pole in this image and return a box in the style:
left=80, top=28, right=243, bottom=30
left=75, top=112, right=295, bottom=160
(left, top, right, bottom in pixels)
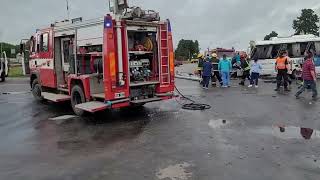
left=66, top=0, right=70, bottom=20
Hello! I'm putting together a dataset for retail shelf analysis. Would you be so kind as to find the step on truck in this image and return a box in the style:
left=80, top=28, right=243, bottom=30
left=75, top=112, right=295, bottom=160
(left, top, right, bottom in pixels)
left=24, top=5, right=175, bottom=115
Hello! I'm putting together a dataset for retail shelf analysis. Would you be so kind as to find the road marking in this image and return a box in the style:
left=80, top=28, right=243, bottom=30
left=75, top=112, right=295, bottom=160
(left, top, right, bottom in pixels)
left=1, top=91, right=30, bottom=95
left=0, top=84, right=28, bottom=86
left=49, top=115, right=77, bottom=121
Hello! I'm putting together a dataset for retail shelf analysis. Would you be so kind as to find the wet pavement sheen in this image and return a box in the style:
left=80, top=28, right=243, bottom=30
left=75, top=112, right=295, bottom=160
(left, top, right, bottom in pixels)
left=0, top=76, right=320, bottom=180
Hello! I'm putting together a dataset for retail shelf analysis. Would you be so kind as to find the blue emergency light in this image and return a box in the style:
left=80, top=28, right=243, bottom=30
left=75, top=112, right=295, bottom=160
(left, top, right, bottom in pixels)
left=104, top=16, right=113, bottom=29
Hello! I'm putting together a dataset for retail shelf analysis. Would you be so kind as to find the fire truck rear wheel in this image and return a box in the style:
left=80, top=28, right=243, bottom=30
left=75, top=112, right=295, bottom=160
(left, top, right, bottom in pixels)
left=71, top=85, right=86, bottom=116
left=32, top=79, right=43, bottom=101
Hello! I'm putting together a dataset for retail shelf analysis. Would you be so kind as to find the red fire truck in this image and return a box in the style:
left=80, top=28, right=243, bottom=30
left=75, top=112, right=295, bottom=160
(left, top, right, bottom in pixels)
left=25, top=6, right=175, bottom=115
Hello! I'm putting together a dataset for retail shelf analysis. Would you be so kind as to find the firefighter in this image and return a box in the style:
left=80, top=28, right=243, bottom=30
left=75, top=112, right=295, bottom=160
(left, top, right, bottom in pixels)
left=274, top=51, right=290, bottom=92
left=197, top=54, right=204, bottom=77
left=239, top=54, right=251, bottom=86
left=211, top=53, right=223, bottom=86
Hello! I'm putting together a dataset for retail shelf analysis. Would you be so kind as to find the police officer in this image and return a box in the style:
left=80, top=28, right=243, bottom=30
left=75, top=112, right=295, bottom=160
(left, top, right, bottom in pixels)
left=275, top=51, right=290, bottom=92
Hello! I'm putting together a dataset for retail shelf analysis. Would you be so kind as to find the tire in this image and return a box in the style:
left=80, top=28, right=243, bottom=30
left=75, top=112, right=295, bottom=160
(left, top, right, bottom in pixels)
left=71, top=85, right=86, bottom=116
left=32, top=79, right=44, bottom=101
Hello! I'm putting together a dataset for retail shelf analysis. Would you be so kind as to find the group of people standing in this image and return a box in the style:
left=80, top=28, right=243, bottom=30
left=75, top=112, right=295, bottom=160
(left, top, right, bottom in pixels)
left=197, top=52, right=262, bottom=89
left=273, top=50, right=318, bottom=100
left=197, top=51, right=318, bottom=100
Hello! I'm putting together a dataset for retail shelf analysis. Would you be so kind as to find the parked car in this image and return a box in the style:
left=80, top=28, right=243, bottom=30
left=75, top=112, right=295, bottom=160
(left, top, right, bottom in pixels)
left=190, top=59, right=198, bottom=63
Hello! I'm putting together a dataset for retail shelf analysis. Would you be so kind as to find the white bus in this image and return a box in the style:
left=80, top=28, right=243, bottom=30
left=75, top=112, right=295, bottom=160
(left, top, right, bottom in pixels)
left=251, top=35, right=320, bottom=76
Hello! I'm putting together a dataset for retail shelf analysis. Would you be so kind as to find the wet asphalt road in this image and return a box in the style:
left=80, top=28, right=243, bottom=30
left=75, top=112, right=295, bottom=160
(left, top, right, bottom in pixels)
left=0, top=74, right=320, bottom=180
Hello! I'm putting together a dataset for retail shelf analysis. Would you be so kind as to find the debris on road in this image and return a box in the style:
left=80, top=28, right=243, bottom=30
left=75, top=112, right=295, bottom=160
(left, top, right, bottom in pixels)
left=156, top=162, right=192, bottom=180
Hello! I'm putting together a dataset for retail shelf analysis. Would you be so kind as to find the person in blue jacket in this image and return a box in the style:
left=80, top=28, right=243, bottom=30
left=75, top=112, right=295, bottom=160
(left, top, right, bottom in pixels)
left=219, top=54, right=232, bottom=87
left=202, top=57, right=213, bottom=89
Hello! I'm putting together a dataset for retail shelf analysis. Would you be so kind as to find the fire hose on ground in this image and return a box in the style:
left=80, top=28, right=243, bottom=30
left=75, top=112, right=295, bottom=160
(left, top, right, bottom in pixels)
left=174, top=85, right=211, bottom=111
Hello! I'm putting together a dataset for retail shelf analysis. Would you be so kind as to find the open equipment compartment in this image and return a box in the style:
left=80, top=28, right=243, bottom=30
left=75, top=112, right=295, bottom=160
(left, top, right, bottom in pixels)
left=127, top=25, right=160, bottom=86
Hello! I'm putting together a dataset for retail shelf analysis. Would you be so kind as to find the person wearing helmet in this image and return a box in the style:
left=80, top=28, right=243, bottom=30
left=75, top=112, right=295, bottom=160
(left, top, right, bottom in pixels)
left=197, top=54, right=204, bottom=77
left=239, top=54, right=251, bottom=86
left=211, top=53, right=223, bottom=86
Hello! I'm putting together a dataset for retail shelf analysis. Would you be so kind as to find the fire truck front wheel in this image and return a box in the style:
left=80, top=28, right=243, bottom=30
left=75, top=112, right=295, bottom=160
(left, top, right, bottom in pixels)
left=71, top=85, right=86, bottom=116
left=32, top=79, right=44, bottom=101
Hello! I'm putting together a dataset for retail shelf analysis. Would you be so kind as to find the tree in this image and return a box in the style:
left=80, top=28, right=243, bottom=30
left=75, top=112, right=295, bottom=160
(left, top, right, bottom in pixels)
left=194, top=40, right=200, bottom=56
left=293, top=9, right=319, bottom=36
left=175, top=39, right=200, bottom=61
left=0, top=42, right=19, bottom=58
left=264, top=31, right=278, bottom=40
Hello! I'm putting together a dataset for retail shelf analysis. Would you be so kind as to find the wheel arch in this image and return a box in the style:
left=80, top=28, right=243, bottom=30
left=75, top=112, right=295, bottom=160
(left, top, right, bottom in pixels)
left=68, top=77, right=91, bottom=101
left=30, top=73, right=38, bottom=88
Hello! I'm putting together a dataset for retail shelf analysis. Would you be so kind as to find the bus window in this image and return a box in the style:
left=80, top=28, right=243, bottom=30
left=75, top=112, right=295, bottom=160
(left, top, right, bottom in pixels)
left=271, top=45, right=281, bottom=58
left=287, top=44, right=293, bottom=57
left=300, top=42, right=308, bottom=56
left=253, top=45, right=272, bottom=59
left=251, top=48, right=257, bottom=59
left=309, top=42, right=316, bottom=55
left=315, top=42, right=320, bottom=56
left=292, top=43, right=300, bottom=57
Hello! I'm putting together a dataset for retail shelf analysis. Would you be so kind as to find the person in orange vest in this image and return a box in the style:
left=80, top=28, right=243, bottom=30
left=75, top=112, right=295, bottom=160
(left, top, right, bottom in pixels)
left=274, top=51, right=290, bottom=91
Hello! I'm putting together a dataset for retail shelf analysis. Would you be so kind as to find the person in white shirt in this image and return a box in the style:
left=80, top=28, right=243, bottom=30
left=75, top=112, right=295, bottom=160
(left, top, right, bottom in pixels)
left=248, top=58, right=262, bottom=88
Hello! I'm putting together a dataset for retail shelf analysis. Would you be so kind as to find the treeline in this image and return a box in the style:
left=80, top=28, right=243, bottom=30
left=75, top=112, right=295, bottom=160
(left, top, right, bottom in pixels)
left=0, top=42, right=19, bottom=58
left=175, top=39, right=200, bottom=61
left=264, top=9, right=319, bottom=40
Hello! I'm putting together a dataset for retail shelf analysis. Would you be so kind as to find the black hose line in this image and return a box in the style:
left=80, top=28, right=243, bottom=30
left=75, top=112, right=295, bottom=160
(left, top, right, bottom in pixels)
left=174, top=85, right=211, bottom=111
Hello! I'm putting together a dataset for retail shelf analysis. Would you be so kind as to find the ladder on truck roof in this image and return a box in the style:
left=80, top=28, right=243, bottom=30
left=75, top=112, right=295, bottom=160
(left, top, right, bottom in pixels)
left=159, top=23, right=170, bottom=85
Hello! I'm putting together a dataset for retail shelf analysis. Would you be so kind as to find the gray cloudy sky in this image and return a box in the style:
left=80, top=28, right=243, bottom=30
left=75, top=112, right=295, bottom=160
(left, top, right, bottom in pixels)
left=1, top=0, right=320, bottom=50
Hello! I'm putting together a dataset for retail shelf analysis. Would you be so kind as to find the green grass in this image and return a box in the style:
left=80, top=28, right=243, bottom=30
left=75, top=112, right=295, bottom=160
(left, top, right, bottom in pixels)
left=8, top=66, right=24, bottom=77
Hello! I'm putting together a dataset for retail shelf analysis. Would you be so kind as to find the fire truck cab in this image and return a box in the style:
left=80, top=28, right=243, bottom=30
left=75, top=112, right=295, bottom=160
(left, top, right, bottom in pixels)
left=27, top=9, right=175, bottom=115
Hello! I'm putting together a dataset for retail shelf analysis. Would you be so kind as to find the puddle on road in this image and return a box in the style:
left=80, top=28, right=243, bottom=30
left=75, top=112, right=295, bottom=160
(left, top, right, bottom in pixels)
left=209, top=119, right=229, bottom=129
left=257, top=125, right=320, bottom=140
left=156, top=162, right=192, bottom=180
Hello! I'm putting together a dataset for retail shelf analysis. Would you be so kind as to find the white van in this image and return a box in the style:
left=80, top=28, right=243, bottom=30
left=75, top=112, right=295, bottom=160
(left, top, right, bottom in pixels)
left=251, top=35, right=320, bottom=77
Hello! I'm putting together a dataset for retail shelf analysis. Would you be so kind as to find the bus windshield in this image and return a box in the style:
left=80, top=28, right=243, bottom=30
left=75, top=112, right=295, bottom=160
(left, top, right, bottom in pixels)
left=252, top=41, right=320, bottom=60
